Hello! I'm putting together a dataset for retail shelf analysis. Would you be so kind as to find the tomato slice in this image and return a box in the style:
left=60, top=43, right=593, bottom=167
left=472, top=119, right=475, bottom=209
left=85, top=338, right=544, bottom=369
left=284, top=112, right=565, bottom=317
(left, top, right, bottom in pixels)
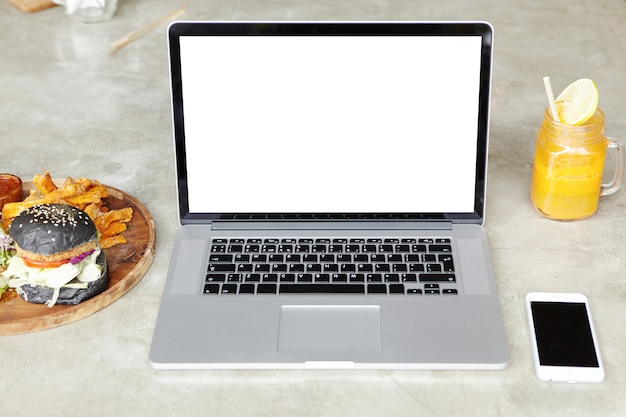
left=22, top=257, right=70, bottom=269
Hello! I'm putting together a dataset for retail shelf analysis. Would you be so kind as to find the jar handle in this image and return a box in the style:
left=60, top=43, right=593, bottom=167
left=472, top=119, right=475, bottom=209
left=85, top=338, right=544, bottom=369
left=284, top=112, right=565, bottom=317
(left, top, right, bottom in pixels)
left=601, top=138, right=625, bottom=196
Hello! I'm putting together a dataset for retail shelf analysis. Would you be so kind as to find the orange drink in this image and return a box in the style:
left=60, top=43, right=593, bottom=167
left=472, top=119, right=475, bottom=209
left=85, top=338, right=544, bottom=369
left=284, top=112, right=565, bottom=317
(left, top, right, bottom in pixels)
left=530, top=108, right=624, bottom=220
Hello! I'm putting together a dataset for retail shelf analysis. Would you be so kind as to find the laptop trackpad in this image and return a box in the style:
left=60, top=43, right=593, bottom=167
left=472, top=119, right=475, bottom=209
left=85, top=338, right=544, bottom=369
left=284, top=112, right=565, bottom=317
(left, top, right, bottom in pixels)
left=278, top=305, right=382, bottom=352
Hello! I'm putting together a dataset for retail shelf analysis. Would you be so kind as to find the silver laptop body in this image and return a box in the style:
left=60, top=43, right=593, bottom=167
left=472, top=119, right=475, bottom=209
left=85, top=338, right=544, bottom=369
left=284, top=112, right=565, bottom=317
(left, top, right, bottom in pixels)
left=149, top=21, right=509, bottom=370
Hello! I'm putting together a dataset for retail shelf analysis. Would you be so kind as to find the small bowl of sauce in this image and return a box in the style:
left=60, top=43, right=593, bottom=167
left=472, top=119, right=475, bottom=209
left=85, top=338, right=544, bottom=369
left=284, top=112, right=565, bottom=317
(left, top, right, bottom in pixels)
left=0, top=174, right=23, bottom=212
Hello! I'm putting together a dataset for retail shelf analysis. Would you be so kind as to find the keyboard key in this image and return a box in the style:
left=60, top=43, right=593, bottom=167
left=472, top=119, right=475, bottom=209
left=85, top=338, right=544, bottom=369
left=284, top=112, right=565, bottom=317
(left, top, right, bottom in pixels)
left=211, top=244, right=226, bottom=253
left=384, top=274, right=400, bottom=282
left=345, top=244, right=360, bottom=253
left=349, top=273, right=365, bottom=282
left=379, top=244, right=394, bottom=252
left=207, top=263, right=235, bottom=272
left=367, top=273, right=382, bottom=282
left=279, top=284, right=365, bottom=294
left=402, top=273, right=418, bottom=282
left=367, top=284, right=387, bottom=294
left=245, top=244, right=260, bottom=253
left=203, top=283, right=220, bottom=294
left=422, top=254, right=437, bottom=262
left=332, top=273, right=348, bottom=282
left=429, top=244, right=452, bottom=252
left=221, top=284, right=238, bottom=294
left=295, top=273, right=311, bottom=282
left=412, top=244, right=427, bottom=253
left=280, top=273, right=296, bottom=282
left=257, top=284, right=277, bottom=294
left=425, top=283, right=440, bottom=289
left=206, top=273, right=226, bottom=282
left=278, top=244, right=293, bottom=253
left=228, top=244, right=243, bottom=252
left=269, top=254, right=284, bottom=262
left=239, top=284, right=255, bottom=294
left=303, top=254, right=318, bottom=262
left=234, top=254, right=250, bottom=262
left=252, top=254, right=266, bottom=262
left=329, top=245, right=343, bottom=253
left=362, top=244, right=377, bottom=253
left=315, top=273, right=330, bottom=282
left=354, top=254, right=369, bottom=262
left=210, top=254, right=232, bottom=262
left=262, top=244, right=277, bottom=253
left=371, top=254, right=386, bottom=263
left=312, top=244, right=327, bottom=253
left=262, top=273, right=278, bottom=282
left=419, top=273, right=456, bottom=282
left=227, top=274, right=242, bottom=282
left=320, top=254, right=335, bottom=262
left=389, top=284, right=405, bottom=294
left=337, top=254, right=352, bottom=262
left=245, top=273, right=261, bottom=282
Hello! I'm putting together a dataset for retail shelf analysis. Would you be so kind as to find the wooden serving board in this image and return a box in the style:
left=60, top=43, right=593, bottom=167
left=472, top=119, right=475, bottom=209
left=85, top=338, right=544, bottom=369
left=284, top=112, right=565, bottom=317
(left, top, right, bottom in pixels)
left=8, top=0, right=57, bottom=13
left=0, top=183, right=156, bottom=335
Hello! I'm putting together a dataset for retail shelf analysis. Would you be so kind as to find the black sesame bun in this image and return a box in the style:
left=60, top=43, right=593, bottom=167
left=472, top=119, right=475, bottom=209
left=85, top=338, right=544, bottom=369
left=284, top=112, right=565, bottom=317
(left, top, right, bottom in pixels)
left=10, top=204, right=98, bottom=263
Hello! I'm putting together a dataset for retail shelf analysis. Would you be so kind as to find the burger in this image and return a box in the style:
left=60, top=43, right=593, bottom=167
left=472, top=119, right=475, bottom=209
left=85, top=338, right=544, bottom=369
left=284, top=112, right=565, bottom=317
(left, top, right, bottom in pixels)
left=1, top=203, right=109, bottom=307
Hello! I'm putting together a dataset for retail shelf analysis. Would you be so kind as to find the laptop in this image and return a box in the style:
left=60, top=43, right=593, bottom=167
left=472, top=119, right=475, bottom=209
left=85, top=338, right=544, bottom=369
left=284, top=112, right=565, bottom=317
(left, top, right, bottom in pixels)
left=149, top=21, right=509, bottom=370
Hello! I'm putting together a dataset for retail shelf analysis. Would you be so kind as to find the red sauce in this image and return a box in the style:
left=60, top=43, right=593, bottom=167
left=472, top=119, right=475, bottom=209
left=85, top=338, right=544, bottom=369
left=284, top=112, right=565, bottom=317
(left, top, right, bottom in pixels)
left=0, top=174, right=23, bottom=211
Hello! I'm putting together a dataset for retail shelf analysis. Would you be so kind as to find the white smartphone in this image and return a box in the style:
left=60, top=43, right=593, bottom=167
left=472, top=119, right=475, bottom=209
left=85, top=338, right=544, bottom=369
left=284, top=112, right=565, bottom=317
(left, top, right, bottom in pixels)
left=525, top=292, right=605, bottom=383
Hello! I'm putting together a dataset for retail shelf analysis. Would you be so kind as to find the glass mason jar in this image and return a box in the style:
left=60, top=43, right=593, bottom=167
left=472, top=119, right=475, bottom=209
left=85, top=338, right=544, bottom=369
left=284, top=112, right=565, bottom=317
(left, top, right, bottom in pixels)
left=53, top=0, right=117, bottom=23
left=530, top=108, right=624, bottom=220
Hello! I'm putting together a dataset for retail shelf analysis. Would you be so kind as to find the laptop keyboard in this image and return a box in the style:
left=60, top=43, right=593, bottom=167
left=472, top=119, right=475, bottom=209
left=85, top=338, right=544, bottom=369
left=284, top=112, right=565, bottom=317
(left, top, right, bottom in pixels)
left=204, top=238, right=458, bottom=295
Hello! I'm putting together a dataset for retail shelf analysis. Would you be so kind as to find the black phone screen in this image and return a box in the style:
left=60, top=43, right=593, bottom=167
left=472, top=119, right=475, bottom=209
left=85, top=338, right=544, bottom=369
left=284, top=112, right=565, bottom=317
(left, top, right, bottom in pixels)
left=530, top=301, right=599, bottom=367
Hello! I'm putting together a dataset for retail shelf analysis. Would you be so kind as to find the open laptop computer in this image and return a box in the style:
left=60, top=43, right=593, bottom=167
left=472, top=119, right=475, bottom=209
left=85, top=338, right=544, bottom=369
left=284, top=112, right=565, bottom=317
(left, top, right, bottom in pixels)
left=149, top=21, right=509, bottom=370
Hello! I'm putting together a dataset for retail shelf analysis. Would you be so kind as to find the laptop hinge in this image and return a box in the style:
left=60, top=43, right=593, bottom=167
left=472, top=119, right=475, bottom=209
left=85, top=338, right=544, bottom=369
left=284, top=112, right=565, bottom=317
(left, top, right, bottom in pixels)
left=210, top=221, right=454, bottom=231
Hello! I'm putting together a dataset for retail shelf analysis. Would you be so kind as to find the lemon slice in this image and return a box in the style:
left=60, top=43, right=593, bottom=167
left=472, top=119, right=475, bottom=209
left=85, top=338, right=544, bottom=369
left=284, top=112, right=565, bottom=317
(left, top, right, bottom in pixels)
left=555, top=78, right=599, bottom=125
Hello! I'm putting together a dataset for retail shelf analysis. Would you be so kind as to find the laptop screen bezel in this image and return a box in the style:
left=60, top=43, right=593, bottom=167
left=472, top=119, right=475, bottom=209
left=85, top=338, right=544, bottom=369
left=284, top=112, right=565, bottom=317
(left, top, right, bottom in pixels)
left=168, top=21, right=493, bottom=225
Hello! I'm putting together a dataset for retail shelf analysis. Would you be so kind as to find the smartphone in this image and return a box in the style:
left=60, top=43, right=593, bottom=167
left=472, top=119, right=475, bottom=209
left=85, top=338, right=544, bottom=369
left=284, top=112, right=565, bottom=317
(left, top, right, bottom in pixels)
left=525, top=292, right=604, bottom=383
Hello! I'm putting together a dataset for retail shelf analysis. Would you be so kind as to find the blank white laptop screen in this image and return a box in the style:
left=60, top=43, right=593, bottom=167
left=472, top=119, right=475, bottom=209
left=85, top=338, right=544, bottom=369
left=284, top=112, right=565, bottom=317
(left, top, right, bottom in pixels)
left=179, top=35, right=482, bottom=214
